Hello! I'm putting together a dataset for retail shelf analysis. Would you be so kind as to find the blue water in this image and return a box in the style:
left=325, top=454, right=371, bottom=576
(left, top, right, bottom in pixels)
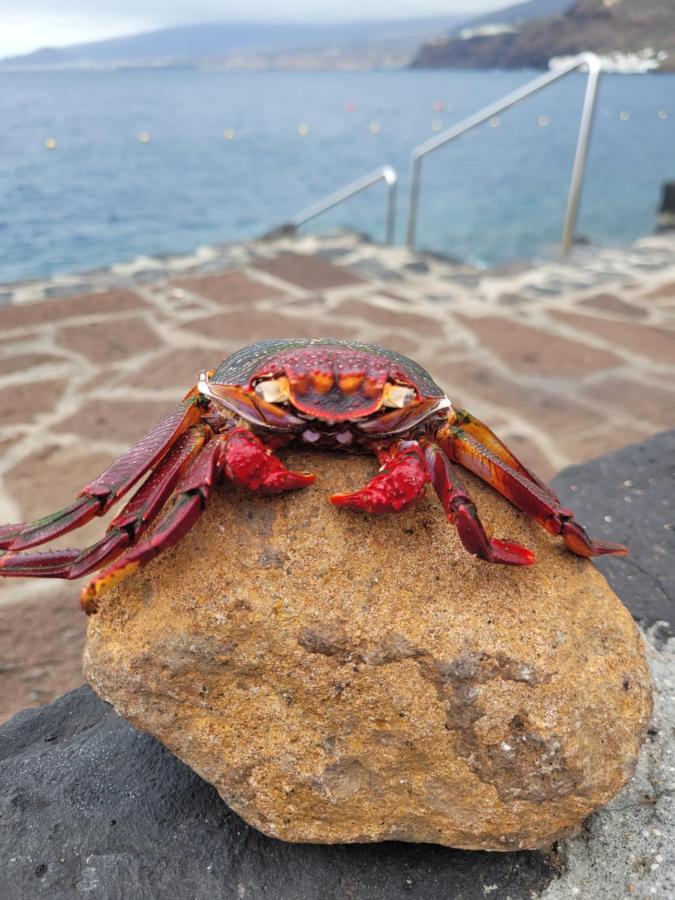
left=0, top=68, right=673, bottom=283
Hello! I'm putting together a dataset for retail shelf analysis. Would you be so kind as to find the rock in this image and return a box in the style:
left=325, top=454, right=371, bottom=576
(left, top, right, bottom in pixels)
left=84, top=449, right=652, bottom=852
left=0, top=687, right=558, bottom=900
left=657, top=181, right=675, bottom=232
left=553, top=429, right=675, bottom=631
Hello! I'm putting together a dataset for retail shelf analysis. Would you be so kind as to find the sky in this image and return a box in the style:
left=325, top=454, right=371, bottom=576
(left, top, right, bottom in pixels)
left=0, top=1, right=504, bottom=58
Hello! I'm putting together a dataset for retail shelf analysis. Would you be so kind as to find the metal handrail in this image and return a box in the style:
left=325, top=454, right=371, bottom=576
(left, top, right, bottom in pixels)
left=405, top=52, right=602, bottom=255
left=292, top=165, right=397, bottom=245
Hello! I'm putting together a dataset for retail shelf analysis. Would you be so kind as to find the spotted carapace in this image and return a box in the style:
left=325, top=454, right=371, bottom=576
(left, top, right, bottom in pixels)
left=0, top=339, right=627, bottom=613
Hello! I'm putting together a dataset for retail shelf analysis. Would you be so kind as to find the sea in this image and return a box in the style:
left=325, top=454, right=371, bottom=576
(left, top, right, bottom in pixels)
left=0, top=67, right=673, bottom=284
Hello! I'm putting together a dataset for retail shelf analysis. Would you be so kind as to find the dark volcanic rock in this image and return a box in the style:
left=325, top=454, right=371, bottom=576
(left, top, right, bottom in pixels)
left=553, top=429, right=675, bottom=631
left=0, top=688, right=556, bottom=900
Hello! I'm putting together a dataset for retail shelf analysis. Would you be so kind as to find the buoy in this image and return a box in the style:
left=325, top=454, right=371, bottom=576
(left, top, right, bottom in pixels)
left=369, top=121, right=381, bottom=134
left=345, top=101, right=356, bottom=113
left=658, top=109, right=668, bottom=120
left=619, top=111, right=630, bottom=121
left=45, top=137, right=58, bottom=150
left=489, top=116, right=500, bottom=128
left=297, top=124, right=309, bottom=136
left=224, top=128, right=235, bottom=140
left=537, top=115, right=550, bottom=127
left=433, top=99, right=445, bottom=112
left=431, top=120, right=442, bottom=132
left=138, top=131, right=151, bottom=143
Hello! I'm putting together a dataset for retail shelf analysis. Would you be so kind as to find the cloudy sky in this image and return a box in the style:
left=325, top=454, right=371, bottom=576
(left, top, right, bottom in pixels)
left=0, top=1, right=504, bottom=57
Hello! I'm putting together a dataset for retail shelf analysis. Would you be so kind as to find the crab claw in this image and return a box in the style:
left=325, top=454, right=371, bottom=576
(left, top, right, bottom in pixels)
left=561, top=520, right=628, bottom=558
left=223, top=428, right=315, bottom=495
left=451, top=503, right=536, bottom=566
left=330, top=443, right=428, bottom=514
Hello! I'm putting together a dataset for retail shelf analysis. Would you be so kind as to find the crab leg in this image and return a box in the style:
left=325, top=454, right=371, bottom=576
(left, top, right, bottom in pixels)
left=0, top=397, right=204, bottom=552
left=438, top=424, right=627, bottom=558
left=80, top=435, right=226, bottom=613
left=451, top=408, right=559, bottom=501
left=80, top=429, right=315, bottom=614
left=422, top=439, right=535, bottom=566
left=330, top=441, right=428, bottom=514
left=0, top=426, right=209, bottom=579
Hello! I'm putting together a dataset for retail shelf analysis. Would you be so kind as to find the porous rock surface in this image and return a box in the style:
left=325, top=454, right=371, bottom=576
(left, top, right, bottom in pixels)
left=84, top=449, right=652, bottom=851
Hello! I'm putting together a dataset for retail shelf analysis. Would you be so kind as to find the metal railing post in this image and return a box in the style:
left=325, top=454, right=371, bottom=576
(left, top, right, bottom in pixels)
left=561, top=53, right=602, bottom=254
left=405, top=53, right=602, bottom=255
left=292, top=165, right=398, bottom=245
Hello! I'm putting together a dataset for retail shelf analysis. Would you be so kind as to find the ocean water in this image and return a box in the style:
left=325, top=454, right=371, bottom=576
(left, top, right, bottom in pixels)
left=0, top=68, right=673, bottom=283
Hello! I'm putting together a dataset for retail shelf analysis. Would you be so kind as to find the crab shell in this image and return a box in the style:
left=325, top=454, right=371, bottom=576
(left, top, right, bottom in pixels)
left=211, top=338, right=447, bottom=423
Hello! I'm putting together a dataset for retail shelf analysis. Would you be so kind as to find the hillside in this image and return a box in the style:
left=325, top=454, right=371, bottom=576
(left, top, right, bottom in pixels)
left=0, top=17, right=467, bottom=70
left=452, top=0, right=573, bottom=33
left=412, top=0, right=675, bottom=72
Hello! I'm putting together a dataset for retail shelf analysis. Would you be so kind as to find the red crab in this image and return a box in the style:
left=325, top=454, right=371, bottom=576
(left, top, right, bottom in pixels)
left=0, top=339, right=626, bottom=614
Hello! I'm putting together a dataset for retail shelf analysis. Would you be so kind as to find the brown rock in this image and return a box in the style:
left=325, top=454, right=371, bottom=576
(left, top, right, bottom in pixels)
left=84, top=450, right=652, bottom=851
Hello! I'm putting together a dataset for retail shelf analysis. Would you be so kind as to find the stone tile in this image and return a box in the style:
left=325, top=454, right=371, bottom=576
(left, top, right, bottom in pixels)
left=254, top=253, right=365, bottom=290
left=346, top=259, right=404, bottom=282
left=643, top=280, right=675, bottom=301
left=171, top=270, right=285, bottom=305
left=333, top=299, right=442, bottom=335
left=0, top=587, right=85, bottom=723
left=181, top=310, right=359, bottom=344
left=578, top=293, right=647, bottom=319
left=0, top=379, right=67, bottom=425
left=587, top=377, right=675, bottom=428
left=0, top=436, right=18, bottom=458
left=455, top=315, right=623, bottom=376
left=0, top=289, right=145, bottom=331
left=498, top=293, right=527, bottom=307
left=121, top=348, right=216, bottom=392
left=54, top=399, right=175, bottom=445
left=369, top=333, right=422, bottom=357
left=551, top=312, right=675, bottom=365
left=435, top=362, right=601, bottom=436
left=0, top=353, right=69, bottom=378
left=2, top=445, right=119, bottom=550
left=57, top=316, right=162, bottom=364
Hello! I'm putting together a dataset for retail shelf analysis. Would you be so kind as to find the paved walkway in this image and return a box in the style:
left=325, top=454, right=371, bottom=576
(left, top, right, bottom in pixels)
left=2, top=230, right=675, bottom=720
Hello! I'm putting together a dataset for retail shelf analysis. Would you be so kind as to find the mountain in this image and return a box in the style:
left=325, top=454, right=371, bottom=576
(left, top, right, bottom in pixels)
left=412, top=0, right=675, bottom=72
left=452, top=0, right=574, bottom=32
left=0, top=17, right=468, bottom=70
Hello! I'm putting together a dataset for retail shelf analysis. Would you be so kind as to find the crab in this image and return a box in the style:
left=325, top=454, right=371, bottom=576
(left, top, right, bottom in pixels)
left=0, top=338, right=627, bottom=614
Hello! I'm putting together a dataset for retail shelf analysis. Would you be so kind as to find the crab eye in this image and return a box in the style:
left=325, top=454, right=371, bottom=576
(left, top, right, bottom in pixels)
left=254, top=376, right=290, bottom=404
left=382, top=383, right=416, bottom=408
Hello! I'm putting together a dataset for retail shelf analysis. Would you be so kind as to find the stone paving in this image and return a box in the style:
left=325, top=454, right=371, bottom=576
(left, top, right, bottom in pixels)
left=1, top=229, right=675, bottom=721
